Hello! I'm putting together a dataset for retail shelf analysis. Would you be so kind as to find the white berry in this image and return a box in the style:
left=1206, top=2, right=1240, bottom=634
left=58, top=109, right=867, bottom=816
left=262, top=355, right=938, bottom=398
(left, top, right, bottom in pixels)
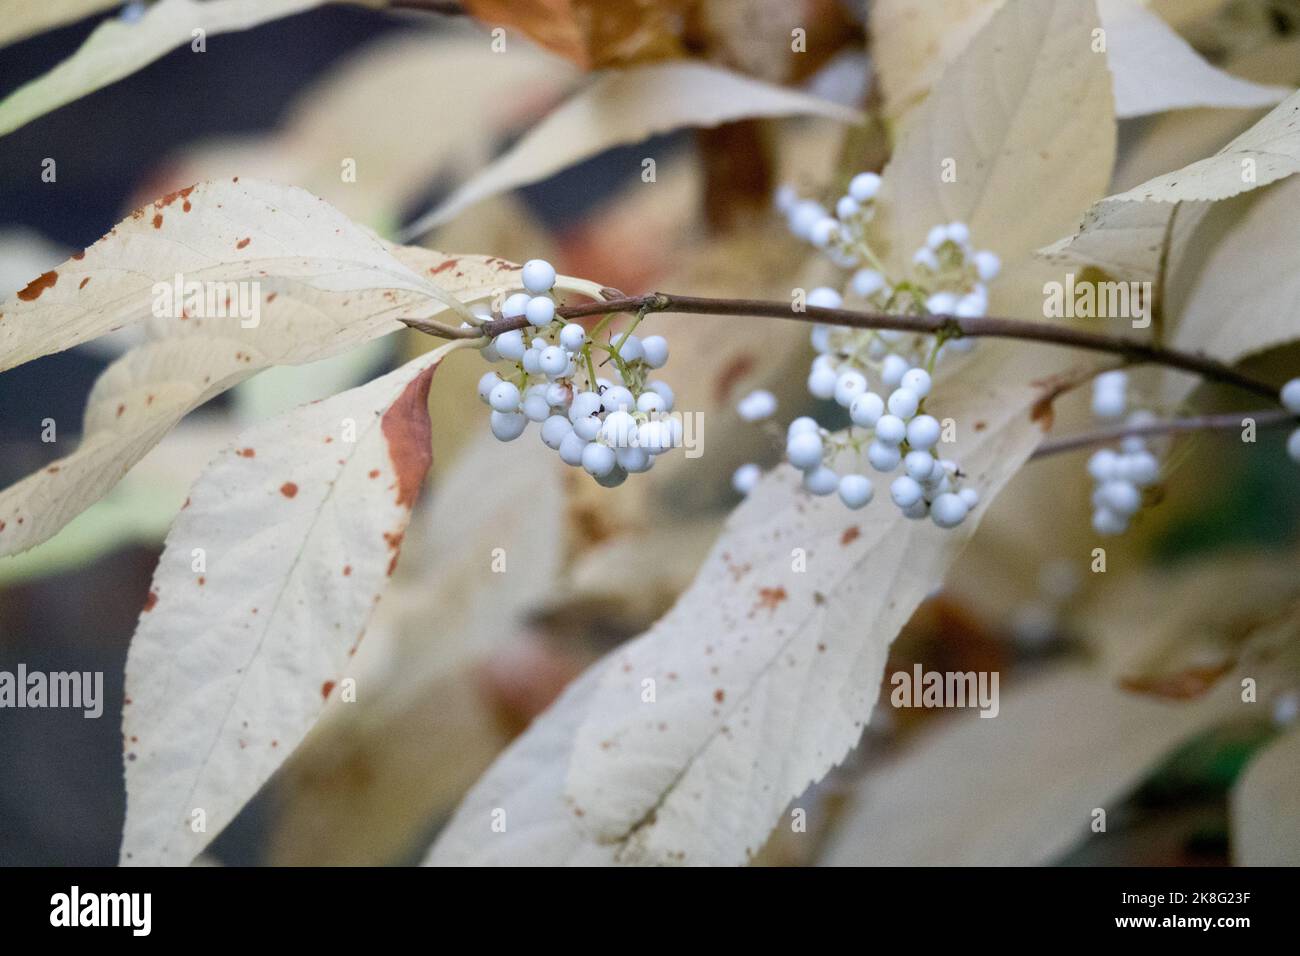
left=559, top=323, right=585, bottom=351
left=732, top=463, right=761, bottom=495
left=600, top=410, right=638, bottom=447
left=807, top=286, right=843, bottom=310
left=1281, top=378, right=1300, bottom=413
left=581, top=442, right=616, bottom=477
left=887, top=387, right=920, bottom=420
left=641, top=335, right=669, bottom=368
left=477, top=371, right=502, bottom=404
left=838, top=474, right=873, bottom=509
left=502, top=292, right=530, bottom=319
left=1092, top=507, right=1128, bottom=536
left=738, top=389, right=777, bottom=421
left=867, top=440, right=901, bottom=472
left=538, top=345, right=569, bottom=377
left=495, top=329, right=526, bottom=362
left=787, top=431, right=824, bottom=471
left=874, top=414, right=907, bottom=445
left=906, top=414, right=941, bottom=450
left=848, top=172, right=881, bottom=202
left=881, top=354, right=908, bottom=387
left=558, top=431, right=587, bottom=466
left=521, top=258, right=557, bottom=294
left=851, top=269, right=886, bottom=298
left=525, top=295, right=555, bottom=327
left=522, top=392, right=551, bottom=422
left=973, top=250, right=1000, bottom=282
left=834, top=369, right=868, bottom=408
left=540, top=414, right=572, bottom=449
left=850, top=391, right=884, bottom=428
left=1091, top=387, right=1126, bottom=419
left=488, top=381, right=521, bottom=412
left=646, top=379, right=674, bottom=409
left=572, top=415, right=601, bottom=441
left=904, top=450, right=936, bottom=482
left=890, top=475, right=924, bottom=508
left=931, top=492, right=969, bottom=529
left=617, top=445, right=652, bottom=474
left=490, top=410, right=527, bottom=442
left=802, top=465, right=840, bottom=496
left=601, top=385, right=635, bottom=413
left=900, top=368, right=931, bottom=398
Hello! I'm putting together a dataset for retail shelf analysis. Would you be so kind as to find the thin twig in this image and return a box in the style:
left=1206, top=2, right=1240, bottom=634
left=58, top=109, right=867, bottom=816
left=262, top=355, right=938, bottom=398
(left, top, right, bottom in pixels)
left=1030, top=409, right=1297, bottom=459
left=401, top=291, right=1282, bottom=401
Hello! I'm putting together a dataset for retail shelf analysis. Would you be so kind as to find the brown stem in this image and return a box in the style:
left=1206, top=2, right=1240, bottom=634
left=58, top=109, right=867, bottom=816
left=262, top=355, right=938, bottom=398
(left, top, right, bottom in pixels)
left=1030, top=409, right=1297, bottom=459
left=402, top=291, right=1282, bottom=401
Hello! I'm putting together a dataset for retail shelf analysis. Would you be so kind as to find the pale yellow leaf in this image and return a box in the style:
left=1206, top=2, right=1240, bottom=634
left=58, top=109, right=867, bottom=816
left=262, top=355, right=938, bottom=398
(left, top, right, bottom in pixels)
left=878, top=0, right=1116, bottom=279
left=0, top=0, right=365, bottom=138
left=268, top=432, right=570, bottom=864
left=0, top=0, right=119, bottom=50
left=1169, top=176, right=1300, bottom=365
left=0, top=181, right=605, bottom=559
left=821, top=666, right=1241, bottom=865
left=162, top=29, right=578, bottom=229
left=400, top=60, right=862, bottom=237
left=1232, top=728, right=1300, bottom=865
left=120, top=347, right=445, bottom=866
left=1041, top=87, right=1300, bottom=279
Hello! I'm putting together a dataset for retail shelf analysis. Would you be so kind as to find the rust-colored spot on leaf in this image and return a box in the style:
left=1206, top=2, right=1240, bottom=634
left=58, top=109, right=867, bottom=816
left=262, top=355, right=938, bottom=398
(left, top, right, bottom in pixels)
left=380, top=363, right=438, bottom=508
left=714, top=688, right=725, bottom=703
left=754, top=586, right=788, bottom=614
left=342, top=565, right=352, bottom=576
left=429, top=258, right=459, bottom=275
left=841, top=525, right=860, bottom=546
left=1120, top=662, right=1234, bottom=700
left=1030, top=394, right=1055, bottom=431
left=237, top=448, right=255, bottom=458
left=142, top=591, right=158, bottom=612
left=17, top=270, right=58, bottom=301
left=236, top=237, right=251, bottom=250
left=280, top=482, right=298, bottom=498
left=321, top=680, right=336, bottom=700
left=368, top=469, right=380, bottom=479
left=155, top=184, right=195, bottom=209
left=116, top=403, right=126, bottom=418
left=714, top=352, right=756, bottom=405
left=152, top=213, right=163, bottom=229
left=71, top=251, right=85, bottom=260
left=79, top=277, right=90, bottom=289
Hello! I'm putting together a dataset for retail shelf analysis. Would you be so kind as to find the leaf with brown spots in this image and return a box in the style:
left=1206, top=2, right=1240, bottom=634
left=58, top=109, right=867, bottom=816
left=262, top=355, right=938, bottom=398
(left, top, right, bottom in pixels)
left=0, top=179, right=606, bottom=559
left=121, top=349, right=446, bottom=866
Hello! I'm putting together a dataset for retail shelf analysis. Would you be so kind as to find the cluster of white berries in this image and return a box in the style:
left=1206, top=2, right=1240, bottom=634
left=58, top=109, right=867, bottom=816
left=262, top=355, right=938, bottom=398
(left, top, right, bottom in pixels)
left=1284, top=378, right=1300, bottom=463
left=1085, top=371, right=1161, bottom=536
left=728, top=175, right=999, bottom=529
left=476, top=259, right=679, bottom=487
